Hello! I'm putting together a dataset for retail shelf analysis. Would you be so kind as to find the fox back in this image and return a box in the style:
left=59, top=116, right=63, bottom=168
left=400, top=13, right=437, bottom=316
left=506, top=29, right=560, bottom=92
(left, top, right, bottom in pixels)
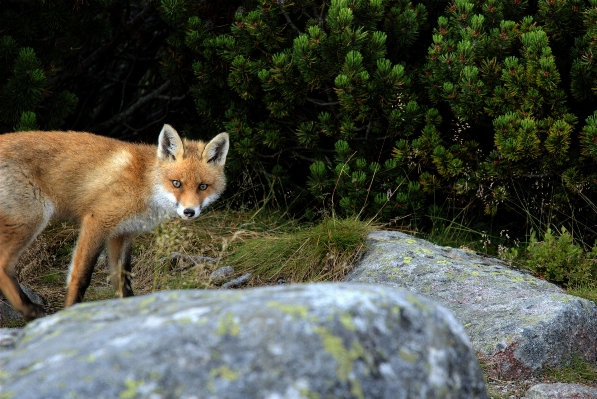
left=0, top=124, right=229, bottom=320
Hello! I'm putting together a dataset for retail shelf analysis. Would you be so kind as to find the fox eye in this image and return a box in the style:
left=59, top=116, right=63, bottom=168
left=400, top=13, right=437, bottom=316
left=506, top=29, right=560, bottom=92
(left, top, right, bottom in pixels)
left=199, top=183, right=208, bottom=191
left=172, top=180, right=181, bottom=188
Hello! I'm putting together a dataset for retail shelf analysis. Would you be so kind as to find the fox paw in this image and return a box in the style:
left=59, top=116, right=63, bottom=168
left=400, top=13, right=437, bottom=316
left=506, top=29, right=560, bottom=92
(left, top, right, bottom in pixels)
left=23, top=303, right=46, bottom=321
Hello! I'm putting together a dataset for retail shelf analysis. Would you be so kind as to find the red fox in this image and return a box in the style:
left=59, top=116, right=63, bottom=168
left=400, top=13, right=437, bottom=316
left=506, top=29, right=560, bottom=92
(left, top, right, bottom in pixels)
left=0, top=125, right=229, bottom=320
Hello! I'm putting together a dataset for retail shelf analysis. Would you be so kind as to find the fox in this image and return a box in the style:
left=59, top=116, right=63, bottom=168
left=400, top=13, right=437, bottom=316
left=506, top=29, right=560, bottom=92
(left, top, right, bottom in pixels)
left=0, top=124, right=229, bottom=320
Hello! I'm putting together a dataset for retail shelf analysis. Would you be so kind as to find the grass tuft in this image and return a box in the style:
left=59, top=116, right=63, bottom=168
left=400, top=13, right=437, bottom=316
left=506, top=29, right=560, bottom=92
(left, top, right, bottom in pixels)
left=227, top=218, right=373, bottom=284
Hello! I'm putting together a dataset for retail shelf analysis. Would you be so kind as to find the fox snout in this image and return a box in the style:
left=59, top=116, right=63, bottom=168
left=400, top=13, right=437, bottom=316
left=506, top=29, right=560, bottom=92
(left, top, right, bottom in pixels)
left=177, top=204, right=201, bottom=220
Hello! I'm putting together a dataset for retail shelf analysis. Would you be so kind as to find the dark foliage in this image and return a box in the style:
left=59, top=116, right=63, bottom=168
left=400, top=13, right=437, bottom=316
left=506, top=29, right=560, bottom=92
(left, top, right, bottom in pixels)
left=4, top=0, right=597, bottom=243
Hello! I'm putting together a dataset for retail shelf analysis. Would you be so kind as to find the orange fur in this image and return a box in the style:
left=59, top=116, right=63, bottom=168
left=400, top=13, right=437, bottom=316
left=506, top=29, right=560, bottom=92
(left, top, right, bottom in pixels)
left=0, top=125, right=229, bottom=319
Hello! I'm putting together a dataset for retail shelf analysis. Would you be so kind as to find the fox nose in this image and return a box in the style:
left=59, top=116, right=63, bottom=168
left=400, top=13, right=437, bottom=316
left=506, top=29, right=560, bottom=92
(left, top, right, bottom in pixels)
left=183, top=208, right=195, bottom=218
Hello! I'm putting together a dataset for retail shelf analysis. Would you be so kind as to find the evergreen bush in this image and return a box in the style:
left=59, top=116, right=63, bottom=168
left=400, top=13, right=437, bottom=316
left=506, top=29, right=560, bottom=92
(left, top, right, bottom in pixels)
left=4, top=0, right=597, bottom=244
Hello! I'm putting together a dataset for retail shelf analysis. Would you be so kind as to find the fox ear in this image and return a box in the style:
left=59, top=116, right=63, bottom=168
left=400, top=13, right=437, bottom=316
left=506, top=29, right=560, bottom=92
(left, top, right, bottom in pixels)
left=203, top=133, right=229, bottom=166
left=157, top=124, right=184, bottom=161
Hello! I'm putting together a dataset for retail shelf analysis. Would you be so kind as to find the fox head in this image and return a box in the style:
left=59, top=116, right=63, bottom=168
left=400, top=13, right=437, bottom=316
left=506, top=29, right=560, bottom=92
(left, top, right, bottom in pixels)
left=154, top=124, right=229, bottom=220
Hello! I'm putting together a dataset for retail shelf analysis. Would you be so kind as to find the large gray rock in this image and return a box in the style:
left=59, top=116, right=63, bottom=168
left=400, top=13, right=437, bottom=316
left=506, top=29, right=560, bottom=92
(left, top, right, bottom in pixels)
left=524, top=383, right=597, bottom=399
left=0, top=283, right=487, bottom=399
left=346, top=231, right=597, bottom=379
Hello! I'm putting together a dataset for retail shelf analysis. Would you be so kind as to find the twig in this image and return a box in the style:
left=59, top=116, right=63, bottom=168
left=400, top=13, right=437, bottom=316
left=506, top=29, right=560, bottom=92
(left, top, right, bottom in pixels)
left=352, top=134, right=396, bottom=141
left=90, top=80, right=172, bottom=132
left=278, top=3, right=302, bottom=35
left=324, top=84, right=342, bottom=119
left=307, top=97, right=340, bottom=106
left=156, top=95, right=186, bottom=101
left=318, top=0, right=326, bottom=27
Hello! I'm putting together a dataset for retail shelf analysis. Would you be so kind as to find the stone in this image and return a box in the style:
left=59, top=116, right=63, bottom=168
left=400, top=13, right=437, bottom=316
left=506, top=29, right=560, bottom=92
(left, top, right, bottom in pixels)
left=0, top=283, right=487, bottom=399
left=524, top=383, right=597, bottom=399
left=209, top=265, right=235, bottom=283
left=346, top=231, right=597, bottom=380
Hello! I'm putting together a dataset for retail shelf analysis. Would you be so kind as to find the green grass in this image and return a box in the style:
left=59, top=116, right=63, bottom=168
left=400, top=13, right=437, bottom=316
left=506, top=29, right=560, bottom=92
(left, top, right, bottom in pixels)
left=545, top=355, right=597, bottom=385
left=566, top=283, right=597, bottom=304
left=227, top=218, right=373, bottom=284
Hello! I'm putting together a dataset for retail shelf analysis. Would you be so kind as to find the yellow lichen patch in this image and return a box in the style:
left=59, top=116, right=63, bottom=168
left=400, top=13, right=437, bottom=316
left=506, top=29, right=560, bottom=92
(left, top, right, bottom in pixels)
left=339, top=314, right=356, bottom=331
left=300, top=388, right=322, bottom=399
left=508, top=275, right=528, bottom=283
left=207, top=366, right=240, bottom=393
left=217, top=312, right=240, bottom=336
left=399, top=348, right=419, bottom=364
left=210, top=366, right=239, bottom=381
left=140, top=296, right=157, bottom=307
left=266, top=301, right=309, bottom=320
left=406, top=294, right=429, bottom=312
left=0, top=391, right=15, bottom=399
left=18, top=361, right=41, bottom=376
left=403, top=256, right=413, bottom=264
left=552, top=295, right=573, bottom=304
left=314, top=326, right=365, bottom=399
left=120, top=378, right=143, bottom=399
left=405, top=239, right=418, bottom=245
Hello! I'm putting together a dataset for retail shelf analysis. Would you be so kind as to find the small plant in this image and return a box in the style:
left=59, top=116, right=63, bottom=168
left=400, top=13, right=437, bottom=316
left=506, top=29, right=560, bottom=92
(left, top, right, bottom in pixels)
left=525, top=227, right=596, bottom=286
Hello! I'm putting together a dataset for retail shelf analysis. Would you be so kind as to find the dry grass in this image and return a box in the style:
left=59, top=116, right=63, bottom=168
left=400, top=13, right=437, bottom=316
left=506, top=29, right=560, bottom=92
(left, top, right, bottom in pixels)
left=9, top=209, right=322, bottom=316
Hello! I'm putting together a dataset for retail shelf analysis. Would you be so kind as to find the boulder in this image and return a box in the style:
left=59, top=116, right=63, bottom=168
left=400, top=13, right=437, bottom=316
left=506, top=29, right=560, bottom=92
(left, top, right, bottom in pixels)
left=0, top=283, right=487, bottom=399
left=346, top=231, right=597, bottom=379
left=524, top=383, right=597, bottom=399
